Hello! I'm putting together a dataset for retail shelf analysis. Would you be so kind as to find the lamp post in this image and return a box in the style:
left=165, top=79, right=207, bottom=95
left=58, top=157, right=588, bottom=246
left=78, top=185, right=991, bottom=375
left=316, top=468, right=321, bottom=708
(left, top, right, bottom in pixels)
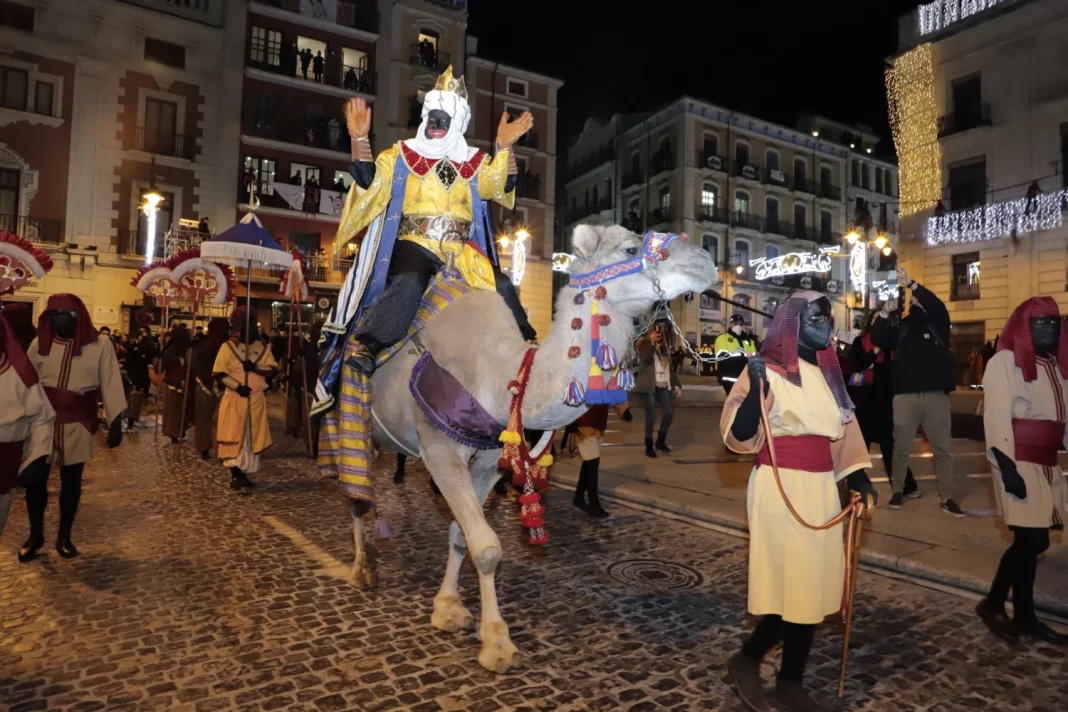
left=845, top=227, right=895, bottom=310
left=141, top=188, right=164, bottom=266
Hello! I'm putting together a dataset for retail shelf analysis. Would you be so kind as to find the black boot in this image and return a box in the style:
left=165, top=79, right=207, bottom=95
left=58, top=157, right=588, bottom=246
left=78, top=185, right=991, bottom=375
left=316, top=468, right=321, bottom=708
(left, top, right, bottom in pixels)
left=230, top=466, right=256, bottom=491
left=645, top=438, right=657, bottom=458
left=585, top=459, right=609, bottom=519
left=170, top=436, right=179, bottom=444
left=573, top=459, right=591, bottom=510
left=56, top=538, right=80, bottom=559
left=393, top=454, right=407, bottom=484
left=201, top=449, right=210, bottom=460
left=655, top=432, right=671, bottom=453
left=18, top=536, right=44, bottom=563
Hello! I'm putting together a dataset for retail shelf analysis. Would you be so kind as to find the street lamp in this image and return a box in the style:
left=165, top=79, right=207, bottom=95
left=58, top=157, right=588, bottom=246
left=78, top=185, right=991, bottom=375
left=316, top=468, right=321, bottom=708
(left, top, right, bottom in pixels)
left=882, top=245, right=893, bottom=256
left=845, top=229, right=860, bottom=245
left=874, top=234, right=888, bottom=250
left=141, top=189, right=164, bottom=266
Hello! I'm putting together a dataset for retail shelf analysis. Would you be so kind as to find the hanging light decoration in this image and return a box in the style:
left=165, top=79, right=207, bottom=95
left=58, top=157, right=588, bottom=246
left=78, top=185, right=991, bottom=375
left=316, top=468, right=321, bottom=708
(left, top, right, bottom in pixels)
left=885, top=44, right=941, bottom=217
left=925, top=190, right=1068, bottom=246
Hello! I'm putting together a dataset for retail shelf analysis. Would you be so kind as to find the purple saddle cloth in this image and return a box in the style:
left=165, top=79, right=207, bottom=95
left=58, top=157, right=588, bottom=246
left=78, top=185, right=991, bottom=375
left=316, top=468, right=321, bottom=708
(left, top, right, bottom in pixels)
left=409, top=351, right=503, bottom=449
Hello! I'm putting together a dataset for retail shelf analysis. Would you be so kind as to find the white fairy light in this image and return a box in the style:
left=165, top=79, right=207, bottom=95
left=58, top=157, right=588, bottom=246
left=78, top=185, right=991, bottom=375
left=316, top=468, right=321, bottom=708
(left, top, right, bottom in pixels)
left=849, top=241, right=867, bottom=293
left=511, top=229, right=528, bottom=287
left=918, top=1, right=1007, bottom=38
left=748, top=246, right=839, bottom=281
left=925, top=190, right=1068, bottom=246
left=872, top=280, right=899, bottom=302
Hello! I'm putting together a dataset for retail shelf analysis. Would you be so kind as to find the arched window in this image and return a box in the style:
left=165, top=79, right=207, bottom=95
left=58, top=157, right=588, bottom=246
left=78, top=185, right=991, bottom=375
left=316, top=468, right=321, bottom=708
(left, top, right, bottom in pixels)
left=765, top=196, right=780, bottom=231
left=819, top=164, right=832, bottom=190
left=658, top=184, right=671, bottom=210
left=875, top=167, right=884, bottom=193
left=793, top=203, right=807, bottom=239
left=734, top=190, right=750, bottom=215
left=765, top=244, right=780, bottom=259
left=702, top=132, right=719, bottom=160
left=733, top=293, right=751, bottom=323
left=820, top=209, right=833, bottom=240
left=851, top=160, right=859, bottom=186
left=701, top=232, right=719, bottom=262
left=793, top=157, right=807, bottom=183
left=765, top=149, right=780, bottom=173
left=735, top=141, right=750, bottom=168
left=701, top=182, right=718, bottom=220
left=733, top=237, right=750, bottom=260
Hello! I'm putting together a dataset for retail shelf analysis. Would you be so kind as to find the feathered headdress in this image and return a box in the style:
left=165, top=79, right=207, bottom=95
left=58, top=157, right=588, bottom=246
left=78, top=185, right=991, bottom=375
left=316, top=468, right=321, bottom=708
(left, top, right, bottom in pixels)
left=130, top=259, right=183, bottom=307
left=169, top=248, right=235, bottom=306
left=0, top=231, right=54, bottom=295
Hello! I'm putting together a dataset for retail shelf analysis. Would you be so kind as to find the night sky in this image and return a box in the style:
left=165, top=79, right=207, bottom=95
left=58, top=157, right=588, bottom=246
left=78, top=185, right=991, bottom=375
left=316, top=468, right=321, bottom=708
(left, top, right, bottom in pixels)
left=468, top=0, right=922, bottom=155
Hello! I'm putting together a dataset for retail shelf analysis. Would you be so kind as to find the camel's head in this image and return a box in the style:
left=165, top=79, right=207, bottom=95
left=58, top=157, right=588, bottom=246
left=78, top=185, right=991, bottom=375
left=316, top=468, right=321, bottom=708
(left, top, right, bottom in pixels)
left=568, top=225, right=718, bottom=318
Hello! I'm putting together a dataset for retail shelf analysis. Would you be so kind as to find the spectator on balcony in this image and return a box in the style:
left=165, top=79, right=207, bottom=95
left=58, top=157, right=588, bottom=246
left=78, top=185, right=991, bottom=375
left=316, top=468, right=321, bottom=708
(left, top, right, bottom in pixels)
left=332, top=176, right=347, bottom=194
left=313, top=51, right=324, bottom=83
left=280, top=42, right=297, bottom=77
left=299, top=48, right=312, bottom=80
left=198, top=216, right=210, bottom=235
left=304, top=177, right=320, bottom=213
left=290, top=172, right=302, bottom=186
left=419, top=38, right=436, bottom=67
left=344, top=67, right=358, bottom=91
left=327, top=117, right=341, bottom=151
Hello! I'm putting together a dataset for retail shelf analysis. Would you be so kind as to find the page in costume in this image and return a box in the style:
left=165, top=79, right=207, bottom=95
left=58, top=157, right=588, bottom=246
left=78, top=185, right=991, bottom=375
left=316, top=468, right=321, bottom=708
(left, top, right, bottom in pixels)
left=213, top=340, right=277, bottom=471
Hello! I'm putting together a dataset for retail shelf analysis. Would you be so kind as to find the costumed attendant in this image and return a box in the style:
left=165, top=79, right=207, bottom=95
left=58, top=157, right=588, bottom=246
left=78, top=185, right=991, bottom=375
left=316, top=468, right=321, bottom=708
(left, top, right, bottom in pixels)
left=213, top=312, right=277, bottom=491
left=567, top=403, right=632, bottom=518
left=20, top=295, right=125, bottom=561
left=161, top=324, right=194, bottom=443
left=192, top=317, right=229, bottom=459
left=0, top=309, right=55, bottom=540
left=722, top=292, right=875, bottom=712
left=977, top=297, right=1068, bottom=645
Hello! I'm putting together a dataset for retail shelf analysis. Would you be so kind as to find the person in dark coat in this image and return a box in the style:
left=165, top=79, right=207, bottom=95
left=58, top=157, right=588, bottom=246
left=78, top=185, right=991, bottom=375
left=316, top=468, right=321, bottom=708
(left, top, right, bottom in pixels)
left=161, top=324, right=193, bottom=443
left=848, top=307, right=919, bottom=497
left=124, top=327, right=158, bottom=428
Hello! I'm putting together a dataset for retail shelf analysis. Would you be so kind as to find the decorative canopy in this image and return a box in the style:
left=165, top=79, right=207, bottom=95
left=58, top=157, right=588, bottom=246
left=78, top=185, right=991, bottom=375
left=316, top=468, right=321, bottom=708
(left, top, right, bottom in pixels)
left=0, top=230, right=54, bottom=295
left=199, top=213, right=293, bottom=271
left=130, top=248, right=235, bottom=308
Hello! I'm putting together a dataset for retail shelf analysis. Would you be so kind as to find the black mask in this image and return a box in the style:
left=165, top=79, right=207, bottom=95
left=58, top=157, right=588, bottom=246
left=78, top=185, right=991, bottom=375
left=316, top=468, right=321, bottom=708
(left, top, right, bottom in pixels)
left=425, top=109, right=451, bottom=139
left=1031, top=315, right=1060, bottom=357
left=51, top=310, right=77, bottom=339
left=797, top=297, right=832, bottom=363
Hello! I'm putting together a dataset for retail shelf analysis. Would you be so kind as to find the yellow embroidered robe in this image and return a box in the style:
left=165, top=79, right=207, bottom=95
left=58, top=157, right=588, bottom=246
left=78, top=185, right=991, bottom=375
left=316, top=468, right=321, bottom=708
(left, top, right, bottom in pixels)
left=213, top=341, right=277, bottom=459
left=333, top=142, right=515, bottom=291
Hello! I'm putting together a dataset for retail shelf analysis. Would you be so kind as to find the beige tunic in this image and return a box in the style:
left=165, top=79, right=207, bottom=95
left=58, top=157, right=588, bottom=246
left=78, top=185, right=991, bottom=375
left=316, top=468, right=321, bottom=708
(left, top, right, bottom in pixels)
left=214, top=341, right=277, bottom=465
left=0, top=359, right=56, bottom=535
left=28, top=336, right=126, bottom=466
left=982, top=350, right=1068, bottom=529
left=721, top=361, right=871, bottom=624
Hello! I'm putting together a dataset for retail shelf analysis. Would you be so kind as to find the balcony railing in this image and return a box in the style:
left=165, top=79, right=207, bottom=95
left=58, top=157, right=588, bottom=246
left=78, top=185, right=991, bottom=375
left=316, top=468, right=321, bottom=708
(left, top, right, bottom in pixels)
left=730, top=211, right=762, bottom=231
left=763, top=217, right=791, bottom=238
left=117, top=228, right=153, bottom=256
left=135, top=127, right=192, bottom=159
left=764, top=167, right=790, bottom=188
left=0, top=214, right=62, bottom=245
left=622, top=169, right=642, bottom=189
left=410, top=43, right=451, bottom=71
left=951, top=281, right=980, bottom=301
left=647, top=206, right=673, bottom=226
left=792, top=176, right=817, bottom=195
left=304, top=255, right=353, bottom=284
left=245, top=109, right=353, bottom=153
left=938, top=103, right=992, bottom=138
left=819, top=182, right=841, bottom=201
left=650, top=151, right=674, bottom=176
left=696, top=204, right=726, bottom=224
left=123, top=0, right=223, bottom=27
left=697, top=152, right=725, bottom=172
left=256, top=0, right=379, bottom=33
left=516, top=171, right=541, bottom=201
left=249, top=53, right=377, bottom=95
left=567, top=145, right=616, bottom=180
left=734, top=161, right=760, bottom=181
left=569, top=196, right=613, bottom=223
left=723, top=250, right=753, bottom=281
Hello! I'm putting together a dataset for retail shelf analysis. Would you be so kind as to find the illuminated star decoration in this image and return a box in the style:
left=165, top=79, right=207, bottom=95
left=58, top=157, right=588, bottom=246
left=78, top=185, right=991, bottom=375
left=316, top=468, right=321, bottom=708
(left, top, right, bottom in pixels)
left=885, top=43, right=941, bottom=217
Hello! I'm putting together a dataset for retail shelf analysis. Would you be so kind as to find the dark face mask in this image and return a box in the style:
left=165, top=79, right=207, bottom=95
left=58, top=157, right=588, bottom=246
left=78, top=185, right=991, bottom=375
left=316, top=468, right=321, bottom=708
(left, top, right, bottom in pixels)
left=798, top=298, right=833, bottom=355
left=1031, top=315, right=1060, bottom=356
left=425, top=109, right=451, bottom=140
left=51, top=310, right=77, bottom=339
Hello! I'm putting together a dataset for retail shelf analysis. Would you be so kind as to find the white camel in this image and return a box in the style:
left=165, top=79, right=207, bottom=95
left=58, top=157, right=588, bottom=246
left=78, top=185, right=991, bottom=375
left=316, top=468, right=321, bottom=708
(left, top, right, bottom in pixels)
left=350, top=224, right=717, bottom=672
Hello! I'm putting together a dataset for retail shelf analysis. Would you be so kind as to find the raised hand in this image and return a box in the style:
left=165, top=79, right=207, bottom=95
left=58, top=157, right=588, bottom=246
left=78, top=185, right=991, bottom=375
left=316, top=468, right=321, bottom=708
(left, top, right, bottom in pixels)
left=992, top=447, right=1027, bottom=499
left=345, top=97, right=372, bottom=140
left=496, top=111, right=533, bottom=150
left=896, top=265, right=911, bottom=287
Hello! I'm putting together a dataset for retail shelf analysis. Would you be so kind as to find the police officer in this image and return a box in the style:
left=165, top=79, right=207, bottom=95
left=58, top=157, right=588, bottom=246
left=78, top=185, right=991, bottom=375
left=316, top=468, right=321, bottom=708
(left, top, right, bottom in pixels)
left=714, top=314, right=758, bottom=395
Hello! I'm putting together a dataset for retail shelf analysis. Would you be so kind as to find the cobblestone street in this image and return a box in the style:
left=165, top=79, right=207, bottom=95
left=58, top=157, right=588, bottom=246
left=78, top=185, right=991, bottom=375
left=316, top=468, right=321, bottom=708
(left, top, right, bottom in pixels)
left=1, top=403, right=1067, bottom=712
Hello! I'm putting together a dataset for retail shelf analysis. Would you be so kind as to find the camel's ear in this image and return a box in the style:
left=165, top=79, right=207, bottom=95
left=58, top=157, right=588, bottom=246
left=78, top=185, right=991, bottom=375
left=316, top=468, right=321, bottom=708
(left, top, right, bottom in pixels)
left=571, top=225, right=601, bottom=260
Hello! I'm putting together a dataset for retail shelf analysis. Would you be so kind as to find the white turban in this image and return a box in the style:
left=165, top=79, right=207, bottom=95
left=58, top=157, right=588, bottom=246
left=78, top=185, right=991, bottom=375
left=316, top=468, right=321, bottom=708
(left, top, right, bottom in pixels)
left=404, top=90, right=476, bottom=163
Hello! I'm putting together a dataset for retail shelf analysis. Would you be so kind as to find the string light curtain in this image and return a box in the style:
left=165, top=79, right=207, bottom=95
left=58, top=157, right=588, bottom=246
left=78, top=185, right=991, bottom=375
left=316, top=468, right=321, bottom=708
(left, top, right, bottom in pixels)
left=885, top=44, right=942, bottom=217
left=926, top=190, right=1068, bottom=245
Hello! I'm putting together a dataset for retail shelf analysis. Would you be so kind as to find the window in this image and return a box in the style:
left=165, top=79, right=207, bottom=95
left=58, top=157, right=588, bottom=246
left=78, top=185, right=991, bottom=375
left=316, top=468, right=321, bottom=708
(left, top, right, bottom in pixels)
left=332, top=170, right=353, bottom=190
left=1063, top=123, right=1068, bottom=189
left=820, top=165, right=832, bottom=190
left=630, top=152, right=640, bottom=175
left=290, top=163, right=321, bottom=185
left=875, top=167, right=884, bottom=194
left=734, top=239, right=750, bottom=261
left=418, top=30, right=439, bottom=50
left=583, top=188, right=589, bottom=208
left=658, top=185, right=671, bottom=211
left=735, top=141, right=750, bottom=167
left=793, top=157, right=806, bottom=182
left=244, top=156, right=277, bottom=196
left=765, top=244, right=780, bottom=260
left=0, top=167, right=19, bottom=217
left=505, top=77, right=528, bottom=98
left=861, top=164, right=870, bottom=190
left=701, top=183, right=718, bottom=212
left=734, top=190, right=750, bottom=215
left=604, top=178, right=613, bottom=202
left=948, top=158, right=987, bottom=210
left=250, top=27, right=282, bottom=66
left=952, top=252, right=981, bottom=301
left=733, top=293, right=751, bottom=322
left=251, top=92, right=275, bottom=132
left=851, top=160, right=859, bottom=187
left=820, top=209, right=833, bottom=240
left=144, top=38, right=186, bottom=70
left=703, top=132, right=718, bottom=158
left=143, top=97, right=178, bottom=154
left=793, top=203, right=807, bottom=238
left=592, top=185, right=599, bottom=207
left=765, top=150, right=779, bottom=172
left=628, top=197, right=640, bottom=214
left=951, top=74, right=982, bottom=124
left=701, top=233, right=719, bottom=261
left=0, top=0, right=35, bottom=32
left=33, top=80, right=53, bottom=116
left=765, top=197, right=780, bottom=229
left=0, top=66, right=27, bottom=111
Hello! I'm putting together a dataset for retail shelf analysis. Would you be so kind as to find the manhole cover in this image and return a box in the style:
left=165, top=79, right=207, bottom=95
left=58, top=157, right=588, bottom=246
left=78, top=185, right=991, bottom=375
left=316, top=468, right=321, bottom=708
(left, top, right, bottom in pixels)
left=606, top=559, right=704, bottom=591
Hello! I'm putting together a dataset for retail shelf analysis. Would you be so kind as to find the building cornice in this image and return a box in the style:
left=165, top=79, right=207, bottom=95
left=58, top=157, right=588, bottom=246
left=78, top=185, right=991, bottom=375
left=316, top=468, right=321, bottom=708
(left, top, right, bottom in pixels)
left=237, top=203, right=341, bottom=225
left=248, top=1, right=378, bottom=43
left=466, top=56, right=564, bottom=88
left=240, top=134, right=351, bottom=164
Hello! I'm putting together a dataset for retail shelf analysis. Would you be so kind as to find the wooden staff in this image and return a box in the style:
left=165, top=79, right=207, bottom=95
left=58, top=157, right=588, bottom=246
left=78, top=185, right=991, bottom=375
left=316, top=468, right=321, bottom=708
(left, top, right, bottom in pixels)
left=296, top=301, right=313, bottom=456
left=838, top=510, right=868, bottom=699
left=282, top=298, right=294, bottom=432
left=177, top=303, right=199, bottom=439
left=154, top=303, right=169, bottom=440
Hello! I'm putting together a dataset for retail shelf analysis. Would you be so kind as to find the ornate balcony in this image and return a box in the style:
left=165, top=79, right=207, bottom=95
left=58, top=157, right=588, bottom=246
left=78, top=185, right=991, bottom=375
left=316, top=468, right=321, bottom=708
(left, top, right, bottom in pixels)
left=0, top=214, right=62, bottom=245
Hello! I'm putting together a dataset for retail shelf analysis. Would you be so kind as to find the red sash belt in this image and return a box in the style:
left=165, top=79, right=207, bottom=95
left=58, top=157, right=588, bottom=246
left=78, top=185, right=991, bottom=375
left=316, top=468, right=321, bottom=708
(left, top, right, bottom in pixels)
left=0, top=440, right=25, bottom=494
left=1012, top=418, right=1065, bottom=466
left=754, top=434, right=833, bottom=473
left=44, top=387, right=101, bottom=434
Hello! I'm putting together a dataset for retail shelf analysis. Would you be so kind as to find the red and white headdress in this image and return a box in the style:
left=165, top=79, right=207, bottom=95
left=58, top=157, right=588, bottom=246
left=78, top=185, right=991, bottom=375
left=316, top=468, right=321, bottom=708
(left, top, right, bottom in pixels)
left=0, top=231, right=54, bottom=295
left=131, top=248, right=235, bottom=309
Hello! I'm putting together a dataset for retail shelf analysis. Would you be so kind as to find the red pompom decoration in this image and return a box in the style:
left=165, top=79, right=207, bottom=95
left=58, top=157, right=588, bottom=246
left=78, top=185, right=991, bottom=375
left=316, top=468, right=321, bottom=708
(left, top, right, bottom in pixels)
left=571, top=318, right=583, bottom=330
left=598, top=314, right=611, bottom=327
left=594, top=286, right=607, bottom=300
left=658, top=248, right=671, bottom=260
left=568, top=346, right=581, bottom=359
left=519, top=492, right=541, bottom=505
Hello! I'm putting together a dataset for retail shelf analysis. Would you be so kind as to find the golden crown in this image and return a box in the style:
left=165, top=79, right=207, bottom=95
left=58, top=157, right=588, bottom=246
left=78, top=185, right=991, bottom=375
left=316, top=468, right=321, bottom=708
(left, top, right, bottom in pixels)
left=433, top=66, right=467, bottom=100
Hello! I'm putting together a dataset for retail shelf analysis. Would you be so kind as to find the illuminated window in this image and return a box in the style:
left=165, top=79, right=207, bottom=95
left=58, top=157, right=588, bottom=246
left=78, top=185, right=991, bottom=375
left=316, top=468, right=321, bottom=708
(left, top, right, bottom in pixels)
left=734, top=190, right=750, bottom=215
left=250, top=27, right=281, bottom=66
left=701, top=183, right=717, bottom=211
left=244, top=155, right=277, bottom=196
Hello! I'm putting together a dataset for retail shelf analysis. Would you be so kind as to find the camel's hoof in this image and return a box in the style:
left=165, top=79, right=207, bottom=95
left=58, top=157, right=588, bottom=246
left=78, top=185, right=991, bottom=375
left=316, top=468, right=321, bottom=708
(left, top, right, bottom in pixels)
left=431, top=595, right=474, bottom=633
left=347, top=561, right=378, bottom=588
left=478, top=621, right=519, bottom=673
